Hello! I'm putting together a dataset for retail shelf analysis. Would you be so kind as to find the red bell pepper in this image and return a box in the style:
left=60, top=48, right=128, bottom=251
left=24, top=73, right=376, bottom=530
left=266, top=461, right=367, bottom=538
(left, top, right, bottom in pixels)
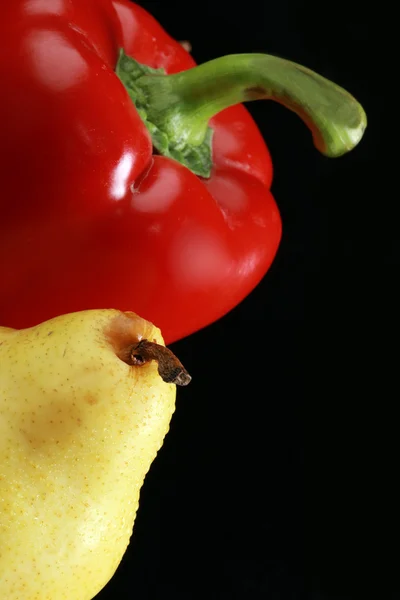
left=0, top=0, right=366, bottom=343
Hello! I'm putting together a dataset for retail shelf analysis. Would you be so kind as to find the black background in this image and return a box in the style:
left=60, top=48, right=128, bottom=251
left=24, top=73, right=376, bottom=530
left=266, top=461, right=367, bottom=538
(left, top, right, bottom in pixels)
left=97, top=1, right=388, bottom=599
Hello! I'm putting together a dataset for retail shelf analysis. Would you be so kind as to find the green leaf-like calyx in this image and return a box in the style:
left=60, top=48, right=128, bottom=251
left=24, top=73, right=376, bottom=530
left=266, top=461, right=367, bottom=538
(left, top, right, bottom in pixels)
left=115, top=49, right=213, bottom=178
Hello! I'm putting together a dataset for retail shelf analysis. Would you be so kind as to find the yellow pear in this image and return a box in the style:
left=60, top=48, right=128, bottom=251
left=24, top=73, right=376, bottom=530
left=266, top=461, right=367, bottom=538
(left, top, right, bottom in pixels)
left=0, top=309, right=190, bottom=600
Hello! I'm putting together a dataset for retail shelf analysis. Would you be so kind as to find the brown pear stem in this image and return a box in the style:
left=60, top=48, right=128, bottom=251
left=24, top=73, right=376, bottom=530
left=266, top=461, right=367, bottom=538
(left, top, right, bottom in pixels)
left=129, top=340, right=192, bottom=386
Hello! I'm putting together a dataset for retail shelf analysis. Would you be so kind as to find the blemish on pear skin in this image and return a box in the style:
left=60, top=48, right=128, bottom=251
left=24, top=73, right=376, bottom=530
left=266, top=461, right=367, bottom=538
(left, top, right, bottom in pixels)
left=85, top=394, right=98, bottom=406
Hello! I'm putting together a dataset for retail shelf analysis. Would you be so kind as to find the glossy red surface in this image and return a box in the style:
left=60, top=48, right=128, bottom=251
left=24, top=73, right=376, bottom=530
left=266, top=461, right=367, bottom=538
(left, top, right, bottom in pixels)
left=0, top=0, right=280, bottom=343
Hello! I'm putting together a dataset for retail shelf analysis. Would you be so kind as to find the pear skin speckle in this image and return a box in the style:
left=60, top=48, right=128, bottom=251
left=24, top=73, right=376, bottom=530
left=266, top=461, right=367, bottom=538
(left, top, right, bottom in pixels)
left=0, top=309, right=177, bottom=600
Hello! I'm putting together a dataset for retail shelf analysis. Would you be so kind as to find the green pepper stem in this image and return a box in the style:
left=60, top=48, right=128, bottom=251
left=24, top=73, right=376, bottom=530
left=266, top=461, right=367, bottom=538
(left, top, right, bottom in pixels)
left=116, top=51, right=366, bottom=177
